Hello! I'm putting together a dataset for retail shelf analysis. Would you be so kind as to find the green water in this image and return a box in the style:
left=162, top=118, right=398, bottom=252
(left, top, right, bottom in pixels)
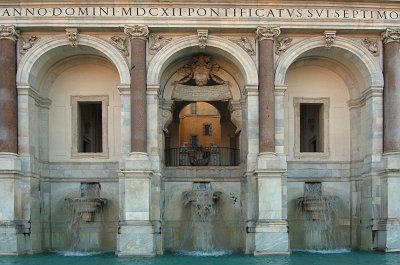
left=1, top=251, right=399, bottom=265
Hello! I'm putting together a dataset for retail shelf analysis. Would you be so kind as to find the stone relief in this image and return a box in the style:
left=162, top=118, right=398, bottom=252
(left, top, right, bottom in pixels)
left=149, top=34, right=173, bottom=55
left=0, top=25, right=19, bottom=41
left=324, top=30, right=336, bottom=48
left=172, top=54, right=232, bottom=101
left=275, top=37, right=293, bottom=55
left=66, top=28, right=79, bottom=47
left=176, top=54, right=226, bottom=86
left=197, top=29, right=208, bottom=48
left=110, top=36, right=129, bottom=57
left=362, top=38, right=379, bottom=56
left=20, top=35, right=38, bottom=55
left=230, top=37, right=255, bottom=56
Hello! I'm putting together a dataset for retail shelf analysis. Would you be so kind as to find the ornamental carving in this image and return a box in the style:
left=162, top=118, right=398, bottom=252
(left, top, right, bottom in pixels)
left=124, top=25, right=149, bottom=40
left=324, top=30, right=336, bottom=48
left=197, top=29, right=208, bottom=48
left=110, top=36, right=129, bottom=57
left=230, top=37, right=255, bottom=56
left=256, top=26, right=281, bottom=41
left=0, top=25, right=19, bottom=41
left=172, top=54, right=231, bottom=101
left=275, top=37, right=292, bottom=55
left=382, top=28, right=400, bottom=44
left=66, top=28, right=79, bottom=47
left=176, top=54, right=226, bottom=86
left=149, top=34, right=172, bottom=55
left=362, top=38, right=379, bottom=56
left=20, top=36, right=38, bottom=54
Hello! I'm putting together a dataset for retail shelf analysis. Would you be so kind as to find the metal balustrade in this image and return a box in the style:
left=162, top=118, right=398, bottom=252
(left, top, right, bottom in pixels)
left=165, top=147, right=240, bottom=167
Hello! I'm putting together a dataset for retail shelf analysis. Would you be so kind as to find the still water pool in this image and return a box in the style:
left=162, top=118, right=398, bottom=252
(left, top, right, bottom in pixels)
left=1, top=250, right=400, bottom=265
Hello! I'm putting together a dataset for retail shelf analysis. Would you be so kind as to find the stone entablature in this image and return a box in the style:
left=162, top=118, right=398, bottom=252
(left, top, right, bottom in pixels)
left=0, top=4, right=399, bottom=29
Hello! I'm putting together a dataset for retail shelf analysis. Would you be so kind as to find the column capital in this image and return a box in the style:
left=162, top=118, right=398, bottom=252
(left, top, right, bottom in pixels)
left=124, top=25, right=149, bottom=40
left=0, top=25, right=19, bottom=42
left=256, top=26, right=281, bottom=41
left=382, top=28, right=400, bottom=44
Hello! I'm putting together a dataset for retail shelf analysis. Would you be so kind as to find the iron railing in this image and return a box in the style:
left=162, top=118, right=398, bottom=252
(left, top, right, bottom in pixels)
left=165, top=147, right=240, bottom=167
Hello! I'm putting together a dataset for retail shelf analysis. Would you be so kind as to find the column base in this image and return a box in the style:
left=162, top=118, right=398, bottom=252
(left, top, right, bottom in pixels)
left=256, top=152, right=286, bottom=171
left=0, top=152, right=21, bottom=171
left=117, top=221, right=155, bottom=257
left=253, top=220, right=290, bottom=255
left=124, top=152, right=152, bottom=171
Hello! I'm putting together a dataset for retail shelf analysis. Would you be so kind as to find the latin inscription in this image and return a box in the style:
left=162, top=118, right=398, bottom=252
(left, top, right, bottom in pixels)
left=0, top=6, right=399, bottom=21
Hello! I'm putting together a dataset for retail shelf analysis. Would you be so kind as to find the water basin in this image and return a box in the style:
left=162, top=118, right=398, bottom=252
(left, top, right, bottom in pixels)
left=1, top=251, right=400, bottom=265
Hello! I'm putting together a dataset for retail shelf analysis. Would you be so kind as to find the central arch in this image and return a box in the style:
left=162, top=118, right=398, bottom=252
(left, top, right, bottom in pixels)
left=147, top=35, right=258, bottom=88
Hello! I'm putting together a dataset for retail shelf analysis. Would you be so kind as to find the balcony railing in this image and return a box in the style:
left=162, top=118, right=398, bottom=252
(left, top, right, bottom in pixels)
left=165, top=147, right=240, bottom=167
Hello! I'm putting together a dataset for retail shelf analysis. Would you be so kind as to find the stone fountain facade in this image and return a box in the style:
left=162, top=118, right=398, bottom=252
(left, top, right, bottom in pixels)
left=0, top=0, right=399, bottom=257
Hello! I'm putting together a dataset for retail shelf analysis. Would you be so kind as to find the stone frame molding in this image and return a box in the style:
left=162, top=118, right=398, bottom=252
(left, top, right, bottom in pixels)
left=70, top=95, right=109, bottom=159
left=293, top=97, right=330, bottom=159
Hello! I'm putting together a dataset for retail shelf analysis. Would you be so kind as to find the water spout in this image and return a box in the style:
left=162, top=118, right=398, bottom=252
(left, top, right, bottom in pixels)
left=297, top=182, right=340, bottom=250
left=65, top=182, right=107, bottom=251
left=182, top=182, right=222, bottom=251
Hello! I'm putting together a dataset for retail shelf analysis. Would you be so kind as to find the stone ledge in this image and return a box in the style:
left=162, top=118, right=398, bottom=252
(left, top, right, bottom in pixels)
left=0, top=153, right=21, bottom=171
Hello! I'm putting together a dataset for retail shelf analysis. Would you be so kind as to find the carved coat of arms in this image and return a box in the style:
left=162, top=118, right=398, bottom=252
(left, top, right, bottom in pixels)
left=176, top=54, right=226, bottom=86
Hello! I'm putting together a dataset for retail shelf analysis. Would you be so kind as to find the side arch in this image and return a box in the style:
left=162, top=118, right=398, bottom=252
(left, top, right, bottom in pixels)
left=275, top=36, right=383, bottom=94
left=16, top=34, right=130, bottom=87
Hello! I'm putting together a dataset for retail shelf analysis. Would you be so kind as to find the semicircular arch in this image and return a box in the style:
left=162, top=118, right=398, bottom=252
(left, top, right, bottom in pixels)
left=17, top=34, right=130, bottom=89
left=275, top=36, right=383, bottom=98
left=147, top=35, right=258, bottom=88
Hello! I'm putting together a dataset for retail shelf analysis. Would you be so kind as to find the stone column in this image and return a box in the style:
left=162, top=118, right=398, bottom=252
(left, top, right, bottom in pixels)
left=382, top=28, right=400, bottom=153
left=256, top=26, right=280, bottom=153
left=379, top=28, right=400, bottom=252
left=0, top=25, right=18, bottom=153
left=0, top=25, right=27, bottom=255
left=117, top=25, right=156, bottom=257
left=124, top=25, right=149, bottom=153
left=251, top=27, right=289, bottom=256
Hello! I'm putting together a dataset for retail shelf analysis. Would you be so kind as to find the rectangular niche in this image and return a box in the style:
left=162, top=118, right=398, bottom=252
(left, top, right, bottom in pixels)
left=71, top=95, right=109, bottom=158
left=294, top=97, right=329, bottom=159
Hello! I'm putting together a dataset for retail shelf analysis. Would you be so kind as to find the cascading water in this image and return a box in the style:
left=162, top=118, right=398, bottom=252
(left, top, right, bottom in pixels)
left=182, top=182, right=222, bottom=251
left=66, top=182, right=107, bottom=251
left=297, top=182, right=340, bottom=250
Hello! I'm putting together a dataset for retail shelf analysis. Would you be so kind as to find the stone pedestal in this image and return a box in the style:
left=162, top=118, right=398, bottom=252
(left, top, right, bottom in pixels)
left=252, top=153, right=289, bottom=255
left=0, top=153, right=31, bottom=255
left=117, top=153, right=156, bottom=256
left=374, top=153, right=400, bottom=252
